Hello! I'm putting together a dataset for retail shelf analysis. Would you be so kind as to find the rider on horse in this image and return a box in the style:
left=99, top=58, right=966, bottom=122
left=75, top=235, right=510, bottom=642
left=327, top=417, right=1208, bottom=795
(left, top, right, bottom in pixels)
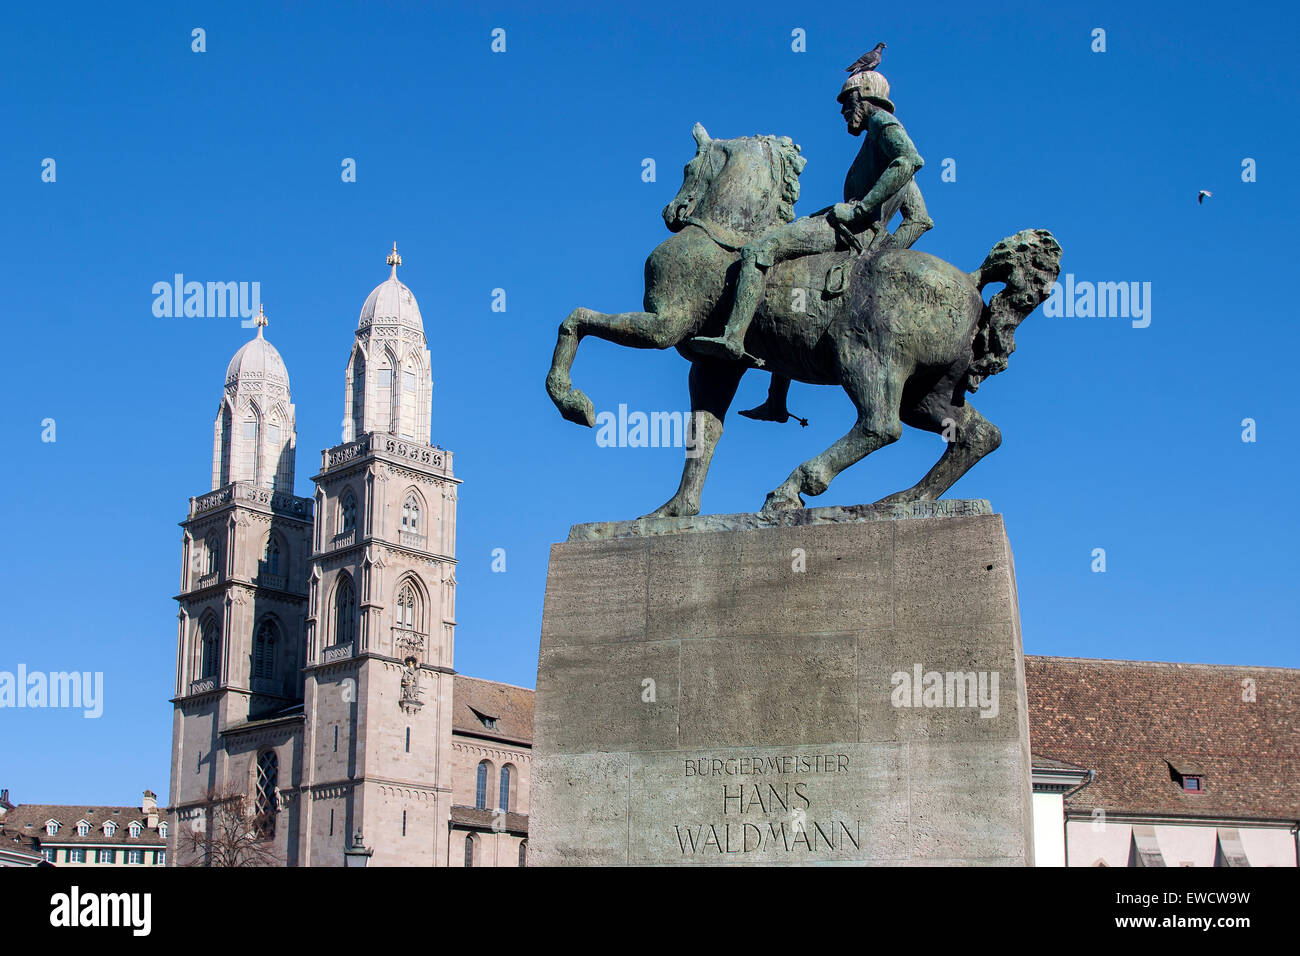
left=691, top=69, right=934, bottom=423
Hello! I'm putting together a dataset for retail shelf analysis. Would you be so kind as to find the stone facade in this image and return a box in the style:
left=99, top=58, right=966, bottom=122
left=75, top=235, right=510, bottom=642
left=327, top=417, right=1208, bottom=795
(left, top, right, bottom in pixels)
left=167, top=250, right=530, bottom=866
left=531, top=509, right=1035, bottom=865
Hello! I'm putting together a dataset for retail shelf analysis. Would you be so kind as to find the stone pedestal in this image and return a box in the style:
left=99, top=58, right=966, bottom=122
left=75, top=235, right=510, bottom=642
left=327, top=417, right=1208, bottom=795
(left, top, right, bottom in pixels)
left=530, top=500, right=1034, bottom=865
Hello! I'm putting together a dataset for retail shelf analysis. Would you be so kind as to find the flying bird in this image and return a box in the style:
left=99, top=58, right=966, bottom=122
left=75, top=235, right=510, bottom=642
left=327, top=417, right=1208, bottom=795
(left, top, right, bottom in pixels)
left=1197, top=190, right=1213, bottom=204
left=845, top=42, right=886, bottom=75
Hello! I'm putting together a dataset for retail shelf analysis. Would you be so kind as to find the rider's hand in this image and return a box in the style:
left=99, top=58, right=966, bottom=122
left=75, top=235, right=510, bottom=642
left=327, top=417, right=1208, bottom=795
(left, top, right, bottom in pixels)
left=830, top=202, right=857, bottom=225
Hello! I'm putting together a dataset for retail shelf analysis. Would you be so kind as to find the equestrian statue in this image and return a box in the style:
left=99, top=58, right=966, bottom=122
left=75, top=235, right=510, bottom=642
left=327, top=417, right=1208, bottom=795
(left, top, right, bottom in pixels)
left=545, top=55, right=1062, bottom=519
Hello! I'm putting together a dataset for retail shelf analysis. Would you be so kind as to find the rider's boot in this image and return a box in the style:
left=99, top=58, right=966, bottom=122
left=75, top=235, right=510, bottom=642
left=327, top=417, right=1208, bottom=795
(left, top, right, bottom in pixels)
left=691, top=257, right=766, bottom=366
left=740, top=376, right=791, bottom=422
left=739, top=376, right=807, bottom=425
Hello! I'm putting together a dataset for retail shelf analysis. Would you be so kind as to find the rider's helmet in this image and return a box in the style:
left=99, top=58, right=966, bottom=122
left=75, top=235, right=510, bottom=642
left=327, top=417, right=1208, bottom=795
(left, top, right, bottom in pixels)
left=837, top=70, right=895, bottom=114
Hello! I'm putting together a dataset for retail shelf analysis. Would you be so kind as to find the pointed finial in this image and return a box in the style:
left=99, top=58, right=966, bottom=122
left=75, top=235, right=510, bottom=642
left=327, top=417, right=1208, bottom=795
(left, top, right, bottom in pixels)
left=254, top=303, right=268, bottom=337
left=387, top=241, right=402, bottom=276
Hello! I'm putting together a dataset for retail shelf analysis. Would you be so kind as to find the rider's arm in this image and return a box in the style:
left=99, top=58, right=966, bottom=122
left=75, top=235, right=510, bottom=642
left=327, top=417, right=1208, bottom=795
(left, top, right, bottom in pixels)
left=851, top=124, right=924, bottom=227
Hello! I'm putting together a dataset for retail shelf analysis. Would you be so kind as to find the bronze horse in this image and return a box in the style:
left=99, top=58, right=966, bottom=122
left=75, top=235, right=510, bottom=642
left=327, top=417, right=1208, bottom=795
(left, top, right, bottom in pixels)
left=546, top=124, right=1062, bottom=517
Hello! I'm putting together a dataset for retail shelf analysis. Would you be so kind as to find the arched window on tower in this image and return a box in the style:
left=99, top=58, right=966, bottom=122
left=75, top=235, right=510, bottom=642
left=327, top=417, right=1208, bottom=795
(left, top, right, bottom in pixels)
left=395, top=582, right=419, bottom=630
left=464, top=833, right=475, bottom=868
left=339, top=491, right=357, bottom=534
left=518, top=840, right=527, bottom=867
left=199, top=617, right=220, bottom=680
left=241, top=416, right=258, bottom=482
left=401, top=493, right=421, bottom=533
left=400, top=366, right=417, bottom=439
left=475, top=760, right=491, bottom=810
left=351, top=350, right=366, bottom=440
left=253, top=619, right=278, bottom=680
left=499, top=764, right=513, bottom=813
left=261, top=535, right=281, bottom=577
left=375, top=361, right=393, bottom=434
left=255, top=750, right=278, bottom=837
left=265, top=418, right=282, bottom=489
left=219, top=405, right=233, bottom=486
left=205, top=535, right=221, bottom=577
left=334, top=575, right=355, bottom=646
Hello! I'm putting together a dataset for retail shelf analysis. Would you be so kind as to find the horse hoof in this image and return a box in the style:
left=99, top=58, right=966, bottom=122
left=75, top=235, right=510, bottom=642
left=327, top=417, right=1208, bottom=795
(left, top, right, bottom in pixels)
left=641, top=498, right=698, bottom=519
left=873, top=490, right=929, bottom=507
left=759, top=490, right=803, bottom=519
left=555, top=389, right=595, bottom=427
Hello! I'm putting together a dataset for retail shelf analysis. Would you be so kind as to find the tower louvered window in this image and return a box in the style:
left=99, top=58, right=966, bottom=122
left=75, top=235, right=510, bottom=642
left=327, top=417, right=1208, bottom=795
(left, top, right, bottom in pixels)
left=340, top=492, right=357, bottom=534
left=253, top=620, right=277, bottom=679
left=334, top=577, right=355, bottom=645
left=200, top=618, right=220, bottom=679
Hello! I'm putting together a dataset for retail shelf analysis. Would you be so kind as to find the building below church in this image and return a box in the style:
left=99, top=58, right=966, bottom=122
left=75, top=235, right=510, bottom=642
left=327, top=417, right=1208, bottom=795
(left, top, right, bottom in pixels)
left=1027, top=656, right=1298, bottom=867
left=166, top=246, right=529, bottom=866
left=0, top=789, right=166, bottom=866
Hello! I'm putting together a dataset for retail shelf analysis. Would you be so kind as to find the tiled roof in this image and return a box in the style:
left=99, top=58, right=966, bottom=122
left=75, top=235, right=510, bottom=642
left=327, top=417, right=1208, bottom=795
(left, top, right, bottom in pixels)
left=1026, top=656, right=1300, bottom=821
left=0, top=805, right=166, bottom=846
left=449, top=805, right=528, bottom=834
left=452, top=674, right=534, bottom=744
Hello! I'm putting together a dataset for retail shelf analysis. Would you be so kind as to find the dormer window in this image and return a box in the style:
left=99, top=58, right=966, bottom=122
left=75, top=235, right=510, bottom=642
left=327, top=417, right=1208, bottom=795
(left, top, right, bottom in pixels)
left=158, top=823, right=168, bottom=839
left=103, top=821, right=117, bottom=837
left=45, top=820, right=60, bottom=836
left=470, top=707, right=498, bottom=731
left=76, top=820, right=90, bottom=836
left=128, top=822, right=142, bottom=838
left=1167, top=760, right=1206, bottom=794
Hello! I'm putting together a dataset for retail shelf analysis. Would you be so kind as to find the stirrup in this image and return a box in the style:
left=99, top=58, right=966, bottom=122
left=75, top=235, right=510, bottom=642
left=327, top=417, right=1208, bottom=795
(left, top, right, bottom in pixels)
left=690, top=335, right=765, bottom=367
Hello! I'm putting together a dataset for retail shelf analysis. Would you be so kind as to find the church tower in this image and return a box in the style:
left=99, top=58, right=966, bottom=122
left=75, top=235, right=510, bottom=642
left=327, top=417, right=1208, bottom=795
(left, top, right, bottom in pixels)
left=300, top=245, right=460, bottom=866
left=168, top=308, right=314, bottom=865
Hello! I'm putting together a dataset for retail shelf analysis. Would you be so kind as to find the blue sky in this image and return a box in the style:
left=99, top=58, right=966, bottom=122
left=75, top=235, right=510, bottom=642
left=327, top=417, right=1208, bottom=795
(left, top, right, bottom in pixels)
left=1, top=0, right=1296, bottom=805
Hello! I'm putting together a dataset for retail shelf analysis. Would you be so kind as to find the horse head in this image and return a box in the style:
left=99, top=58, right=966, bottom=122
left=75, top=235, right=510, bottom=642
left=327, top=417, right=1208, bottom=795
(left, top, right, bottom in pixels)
left=662, top=123, right=807, bottom=247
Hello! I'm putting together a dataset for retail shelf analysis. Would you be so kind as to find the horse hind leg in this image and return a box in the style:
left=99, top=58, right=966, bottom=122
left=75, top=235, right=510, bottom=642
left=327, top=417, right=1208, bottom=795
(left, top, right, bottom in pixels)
left=644, top=359, right=746, bottom=519
left=759, top=353, right=904, bottom=517
left=875, top=386, right=1002, bottom=505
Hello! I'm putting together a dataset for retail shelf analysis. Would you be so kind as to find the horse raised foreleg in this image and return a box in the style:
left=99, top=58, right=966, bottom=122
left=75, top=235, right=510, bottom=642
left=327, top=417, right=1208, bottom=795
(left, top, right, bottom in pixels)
left=644, top=359, right=746, bottom=518
left=546, top=307, right=691, bottom=427
left=875, top=395, right=1001, bottom=505
left=759, top=355, right=904, bottom=517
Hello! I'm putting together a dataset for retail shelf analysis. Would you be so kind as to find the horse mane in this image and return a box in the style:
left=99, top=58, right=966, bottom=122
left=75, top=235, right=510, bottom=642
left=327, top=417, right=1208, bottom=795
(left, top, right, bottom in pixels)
left=965, top=229, right=1062, bottom=392
left=753, top=135, right=807, bottom=223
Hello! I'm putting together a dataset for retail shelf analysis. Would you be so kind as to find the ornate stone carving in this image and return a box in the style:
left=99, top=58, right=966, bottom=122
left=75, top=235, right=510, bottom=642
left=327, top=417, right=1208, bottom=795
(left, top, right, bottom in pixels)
left=399, top=657, right=424, bottom=714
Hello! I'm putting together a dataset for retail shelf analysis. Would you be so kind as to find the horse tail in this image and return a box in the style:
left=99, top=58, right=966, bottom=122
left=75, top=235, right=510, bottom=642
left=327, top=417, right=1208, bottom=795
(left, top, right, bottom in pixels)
left=964, top=229, right=1062, bottom=393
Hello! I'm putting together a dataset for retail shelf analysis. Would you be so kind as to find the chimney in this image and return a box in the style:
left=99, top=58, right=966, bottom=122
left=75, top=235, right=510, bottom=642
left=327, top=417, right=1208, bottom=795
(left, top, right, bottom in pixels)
left=142, top=790, right=159, bottom=829
left=0, top=788, right=10, bottom=812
